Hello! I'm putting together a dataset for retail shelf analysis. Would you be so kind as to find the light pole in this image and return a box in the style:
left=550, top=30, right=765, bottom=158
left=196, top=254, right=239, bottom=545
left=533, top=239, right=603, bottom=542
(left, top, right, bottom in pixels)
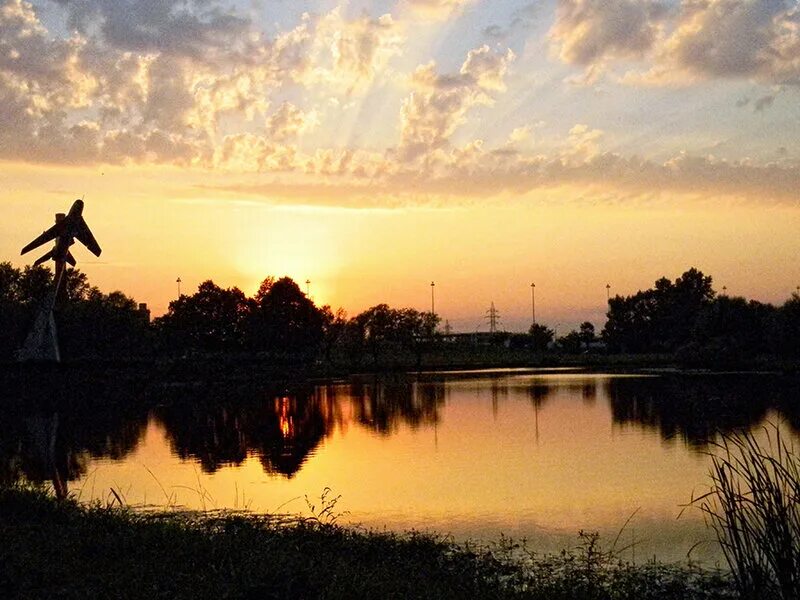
left=306, top=279, right=311, bottom=296
left=176, top=277, right=182, bottom=298
left=430, top=281, right=435, bottom=315
left=530, top=282, right=536, bottom=327
left=606, top=283, right=611, bottom=302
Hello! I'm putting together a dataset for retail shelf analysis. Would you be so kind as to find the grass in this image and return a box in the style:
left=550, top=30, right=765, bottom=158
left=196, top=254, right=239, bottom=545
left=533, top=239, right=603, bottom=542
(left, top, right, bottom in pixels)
left=0, top=485, right=736, bottom=600
left=692, top=424, right=800, bottom=600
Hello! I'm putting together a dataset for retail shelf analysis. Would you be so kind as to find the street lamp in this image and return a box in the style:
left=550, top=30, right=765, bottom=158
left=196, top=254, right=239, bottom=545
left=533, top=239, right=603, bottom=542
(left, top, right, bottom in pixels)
left=306, top=279, right=311, bottom=296
left=430, top=281, right=435, bottom=314
left=606, top=283, right=611, bottom=302
left=530, top=282, right=536, bottom=327
left=176, top=277, right=182, bottom=298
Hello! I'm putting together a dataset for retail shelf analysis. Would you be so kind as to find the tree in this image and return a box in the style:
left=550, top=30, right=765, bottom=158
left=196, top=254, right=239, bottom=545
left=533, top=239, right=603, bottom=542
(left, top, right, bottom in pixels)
left=528, top=323, right=554, bottom=352
left=156, top=280, right=247, bottom=352
left=602, top=268, right=716, bottom=353
left=557, top=330, right=583, bottom=354
left=771, top=294, right=800, bottom=358
left=578, top=322, right=596, bottom=345
left=60, top=287, right=151, bottom=359
left=248, top=277, right=324, bottom=358
left=351, top=304, right=440, bottom=365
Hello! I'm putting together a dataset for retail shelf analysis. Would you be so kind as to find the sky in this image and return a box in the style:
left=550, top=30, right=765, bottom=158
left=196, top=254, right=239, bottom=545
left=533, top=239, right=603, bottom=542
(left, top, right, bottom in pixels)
left=1, top=0, right=800, bottom=332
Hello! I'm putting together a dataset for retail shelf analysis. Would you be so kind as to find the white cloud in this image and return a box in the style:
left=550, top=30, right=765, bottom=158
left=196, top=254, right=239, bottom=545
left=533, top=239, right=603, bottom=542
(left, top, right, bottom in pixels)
left=397, top=46, right=516, bottom=161
left=266, top=102, right=318, bottom=142
left=291, top=9, right=404, bottom=94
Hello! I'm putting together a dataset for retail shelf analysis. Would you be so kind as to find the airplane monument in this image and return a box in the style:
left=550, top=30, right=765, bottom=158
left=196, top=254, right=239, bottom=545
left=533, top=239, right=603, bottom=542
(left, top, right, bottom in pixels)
left=18, top=199, right=102, bottom=362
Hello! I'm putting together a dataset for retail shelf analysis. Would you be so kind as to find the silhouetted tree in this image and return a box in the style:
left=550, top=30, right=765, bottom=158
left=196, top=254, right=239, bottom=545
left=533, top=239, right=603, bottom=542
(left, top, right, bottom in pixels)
left=578, top=322, right=596, bottom=345
left=60, top=286, right=151, bottom=359
left=156, top=280, right=247, bottom=352
left=557, top=330, right=583, bottom=354
left=771, top=294, right=800, bottom=358
left=320, top=305, right=348, bottom=364
left=687, top=296, right=775, bottom=363
left=351, top=304, right=439, bottom=365
left=528, top=323, right=554, bottom=352
left=247, top=276, right=324, bottom=358
left=603, top=268, right=715, bottom=353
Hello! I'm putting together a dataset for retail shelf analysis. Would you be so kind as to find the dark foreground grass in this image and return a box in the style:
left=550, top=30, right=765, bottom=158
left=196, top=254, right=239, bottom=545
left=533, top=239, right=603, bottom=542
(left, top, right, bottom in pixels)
left=0, top=486, right=735, bottom=600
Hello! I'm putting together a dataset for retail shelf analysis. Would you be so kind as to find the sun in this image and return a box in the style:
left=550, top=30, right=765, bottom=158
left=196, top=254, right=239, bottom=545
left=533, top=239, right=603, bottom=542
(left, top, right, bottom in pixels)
left=232, top=206, right=342, bottom=304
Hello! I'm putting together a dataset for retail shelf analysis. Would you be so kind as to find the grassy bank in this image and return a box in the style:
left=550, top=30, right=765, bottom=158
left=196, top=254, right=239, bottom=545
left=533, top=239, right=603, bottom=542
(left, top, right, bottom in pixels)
left=0, top=486, right=735, bottom=600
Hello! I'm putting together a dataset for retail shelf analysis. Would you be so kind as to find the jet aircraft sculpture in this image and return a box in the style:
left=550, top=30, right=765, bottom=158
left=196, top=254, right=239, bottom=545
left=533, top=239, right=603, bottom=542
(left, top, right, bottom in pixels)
left=18, top=199, right=102, bottom=362
left=21, top=198, right=102, bottom=289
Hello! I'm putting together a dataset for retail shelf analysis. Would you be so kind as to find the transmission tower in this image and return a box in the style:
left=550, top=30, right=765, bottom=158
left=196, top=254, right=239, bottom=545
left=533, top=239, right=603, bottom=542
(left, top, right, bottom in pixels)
left=485, top=302, right=501, bottom=333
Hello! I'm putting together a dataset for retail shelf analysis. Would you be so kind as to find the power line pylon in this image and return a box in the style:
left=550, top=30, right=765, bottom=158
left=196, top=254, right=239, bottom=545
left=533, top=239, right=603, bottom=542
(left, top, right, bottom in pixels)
left=485, top=302, right=500, bottom=333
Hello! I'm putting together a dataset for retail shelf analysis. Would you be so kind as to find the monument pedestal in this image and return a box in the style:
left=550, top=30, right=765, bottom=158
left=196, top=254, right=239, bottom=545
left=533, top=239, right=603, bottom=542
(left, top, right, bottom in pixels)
left=17, top=300, right=60, bottom=363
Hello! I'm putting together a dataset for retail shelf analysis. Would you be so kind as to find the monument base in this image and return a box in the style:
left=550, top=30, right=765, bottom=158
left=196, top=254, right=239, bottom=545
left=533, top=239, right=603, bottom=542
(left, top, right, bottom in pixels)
left=17, top=305, right=60, bottom=363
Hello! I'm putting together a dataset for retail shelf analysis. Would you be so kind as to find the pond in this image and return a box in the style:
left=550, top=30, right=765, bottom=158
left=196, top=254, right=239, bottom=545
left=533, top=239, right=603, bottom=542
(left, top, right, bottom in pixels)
left=3, top=368, right=799, bottom=564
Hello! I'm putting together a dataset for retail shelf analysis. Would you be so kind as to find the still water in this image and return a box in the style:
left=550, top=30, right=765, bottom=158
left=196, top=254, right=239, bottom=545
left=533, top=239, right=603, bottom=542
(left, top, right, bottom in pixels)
left=5, top=369, right=800, bottom=564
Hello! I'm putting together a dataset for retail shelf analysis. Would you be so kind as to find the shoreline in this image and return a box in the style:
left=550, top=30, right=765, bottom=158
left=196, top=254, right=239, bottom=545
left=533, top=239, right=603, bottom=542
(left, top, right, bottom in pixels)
left=0, top=486, right=735, bottom=600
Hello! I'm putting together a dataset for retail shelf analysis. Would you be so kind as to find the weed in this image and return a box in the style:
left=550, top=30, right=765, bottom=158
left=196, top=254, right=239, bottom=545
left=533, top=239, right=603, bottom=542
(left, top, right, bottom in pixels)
left=691, top=423, right=800, bottom=600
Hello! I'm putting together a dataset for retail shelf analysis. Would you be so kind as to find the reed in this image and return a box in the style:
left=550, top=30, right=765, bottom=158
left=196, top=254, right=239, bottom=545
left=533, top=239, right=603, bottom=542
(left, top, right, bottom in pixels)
left=694, top=424, right=799, bottom=600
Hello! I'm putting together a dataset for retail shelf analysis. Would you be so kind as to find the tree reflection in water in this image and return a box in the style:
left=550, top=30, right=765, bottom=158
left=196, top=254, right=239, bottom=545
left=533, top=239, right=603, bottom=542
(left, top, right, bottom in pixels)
left=0, top=371, right=799, bottom=488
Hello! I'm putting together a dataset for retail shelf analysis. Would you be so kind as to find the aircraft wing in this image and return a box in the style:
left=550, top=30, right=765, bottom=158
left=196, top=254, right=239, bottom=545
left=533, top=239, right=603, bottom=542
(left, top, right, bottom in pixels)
left=21, top=223, right=62, bottom=255
left=74, top=217, right=102, bottom=256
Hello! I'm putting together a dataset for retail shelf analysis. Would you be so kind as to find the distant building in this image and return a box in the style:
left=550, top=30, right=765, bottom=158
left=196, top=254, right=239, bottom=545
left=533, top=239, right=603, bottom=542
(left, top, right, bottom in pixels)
left=137, top=303, right=151, bottom=323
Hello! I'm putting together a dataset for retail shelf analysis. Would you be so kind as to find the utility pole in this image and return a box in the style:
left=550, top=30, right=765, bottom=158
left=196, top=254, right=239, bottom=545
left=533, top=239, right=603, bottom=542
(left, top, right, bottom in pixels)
left=176, top=277, right=182, bottom=298
left=530, top=282, right=536, bottom=327
left=485, top=302, right=500, bottom=334
left=431, top=281, right=435, bottom=314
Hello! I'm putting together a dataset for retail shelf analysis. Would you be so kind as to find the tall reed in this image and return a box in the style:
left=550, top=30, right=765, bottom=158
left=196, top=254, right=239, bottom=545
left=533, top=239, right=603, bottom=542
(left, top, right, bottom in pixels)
left=695, top=424, right=799, bottom=600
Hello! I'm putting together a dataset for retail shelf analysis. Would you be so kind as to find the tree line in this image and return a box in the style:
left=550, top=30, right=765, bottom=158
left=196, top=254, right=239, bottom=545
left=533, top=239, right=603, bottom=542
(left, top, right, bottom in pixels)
left=600, top=267, right=800, bottom=362
left=2, top=262, right=800, bottom=365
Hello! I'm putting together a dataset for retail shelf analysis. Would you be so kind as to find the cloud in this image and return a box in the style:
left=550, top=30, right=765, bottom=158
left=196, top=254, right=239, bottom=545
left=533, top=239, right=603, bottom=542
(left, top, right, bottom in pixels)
left=291, top=9, right=404, bottom=94
left=483, top=3, right=539, bottom=40
left=550, top=0, right=669, bottom=66
left=50, top=0, right=250, bottom=59
left=754, top=93, right=776, bottom=112
left=554, top=0, right=800, bottom=87
left=397, top=46, right=515, bottom=161
left=403, top=0, right=476, bottom=20
left=658, top=0, right=800, bottom=84
left=0, top=2, right=394, bottom=166
left=265, top=102, right=319, bottom=142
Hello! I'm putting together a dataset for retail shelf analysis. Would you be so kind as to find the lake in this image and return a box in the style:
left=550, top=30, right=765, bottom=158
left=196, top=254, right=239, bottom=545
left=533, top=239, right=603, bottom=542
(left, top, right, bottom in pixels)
left=3, top=368, right=799, bottom=565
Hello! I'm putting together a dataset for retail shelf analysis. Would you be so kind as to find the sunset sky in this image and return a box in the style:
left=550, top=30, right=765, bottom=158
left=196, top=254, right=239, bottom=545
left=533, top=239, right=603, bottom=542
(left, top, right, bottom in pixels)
left=2, top=0, right=800, bottom=332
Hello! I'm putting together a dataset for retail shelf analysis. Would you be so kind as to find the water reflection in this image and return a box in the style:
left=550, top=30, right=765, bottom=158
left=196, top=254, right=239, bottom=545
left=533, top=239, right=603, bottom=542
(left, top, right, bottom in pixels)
left=0, top=372, right=149, bottom=497
left=1, top=371, right=799, bottom=488
left=607, top=375, right=799, bottom=448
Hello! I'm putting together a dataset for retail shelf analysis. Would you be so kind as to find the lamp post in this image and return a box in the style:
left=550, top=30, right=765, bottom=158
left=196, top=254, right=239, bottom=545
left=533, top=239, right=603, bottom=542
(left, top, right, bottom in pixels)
left=606, top=283, right=611, bottom=302
left=530, top=282, right=536, bottom=327
left=431, top=281, right=435, bottom=315
left=306, top=279, right=311, bottom=296
left=176, top=277, right=182, bottom=298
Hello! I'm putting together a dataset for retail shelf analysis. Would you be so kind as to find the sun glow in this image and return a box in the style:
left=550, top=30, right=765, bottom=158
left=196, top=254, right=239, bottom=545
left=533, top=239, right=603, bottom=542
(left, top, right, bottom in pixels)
left=232, top=207, right=343, bottom=303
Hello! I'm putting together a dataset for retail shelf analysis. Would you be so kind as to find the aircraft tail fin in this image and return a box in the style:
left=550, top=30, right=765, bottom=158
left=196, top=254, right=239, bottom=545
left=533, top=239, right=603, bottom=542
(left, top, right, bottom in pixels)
left=33, top=249, right=54, bottom=267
